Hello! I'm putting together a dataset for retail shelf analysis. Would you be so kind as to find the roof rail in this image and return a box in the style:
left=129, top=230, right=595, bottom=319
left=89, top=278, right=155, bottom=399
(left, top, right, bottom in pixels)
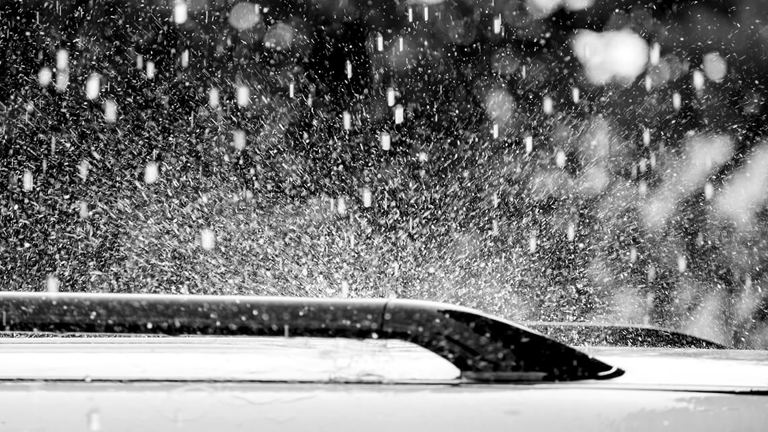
left=0, top=292, right=623, bottom=382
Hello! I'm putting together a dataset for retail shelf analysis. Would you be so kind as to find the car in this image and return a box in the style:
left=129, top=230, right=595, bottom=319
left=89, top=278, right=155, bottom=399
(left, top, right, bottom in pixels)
left=1, top=291, right=766, bottom=431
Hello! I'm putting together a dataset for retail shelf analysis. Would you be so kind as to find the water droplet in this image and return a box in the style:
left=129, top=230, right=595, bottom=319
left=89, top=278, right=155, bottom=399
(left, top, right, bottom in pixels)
left=677, top=255, right=687, bottom=273
left=703, top=52, right=727, bottom=82
left=528, top=235, right=537, bottom=253
left=692, top=70, right=705, bottom=91
left=38, top=67, right=52, bottom=87
left=567, top=223, right=576, bottom=241
left=342, top=111, right=352, bottom=131
left=146, top=61, right=156, bottom=79
left=386, top=87, right=396, bottom=107
left=524, top=135, right=533, bottom=154
left=173, top=0, right=188, bottom=24
left=46, top=275, right=60, bottom=292
left=336, top=197, right=347, bottom=215
left=79, top=201, right=89, bottom=219
left=493, top=14, right=502, bottom=34
left=423, top=5, right=428, bottom=21
left=491, top=123, right=499, bottom=139
left=85, top=73, right=100, bottom=100
left=232, top=129, right=246, bottom=150
left=56, top=49, right=68, bottom=70
left=642, top=127, right=651, bottom=146
left=555, top=150, right=566, bottom=168
left=340, top=281, right=350, bottom=298
left=376, top=33, right=384, bottom=51
left=236, top=85, right=250, bottom=107
left=144, top=162, right=159, bottom=184
left=103, top=99, right=117, bottom=123
left=571, top=87, right=580, bottom=103
left=22, top=170, right=33, bottom=192
left=394, top=105, right=404, bottom=125
left=136, top=54, right=144, bottom=70
left=200, top=229, right=216, bottom=250
left=288, top=82, right=295, bottom=98
left=380, top=132, right=391, bottom=150
left=704, top=182, right=714, bottom=200
left=672, top=92, right=681, bottom=111
left=629, top=247, right=638, bottom=263
left=407, top=6, right=413, bottom=22
left=362, top=188, right=372, bottom=207
left=649, top=42, right=660, bottom=66
left=345, top=60, right=352, bottom=79
left=180, top=49, right=189, bottom=68
left=542, top=96, right=554, bottom=115
left=208, top=87, right=220, bottom=108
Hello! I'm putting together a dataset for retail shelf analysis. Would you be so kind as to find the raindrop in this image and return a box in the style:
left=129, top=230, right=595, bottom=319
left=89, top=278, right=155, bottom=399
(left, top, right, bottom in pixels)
left=228, top=2, right=261, bottom=30
left=493, top=14, right=502, bottom=34
left=542, top=96, right=554, bottom=115
left=555, top=150, right=566, bottom=168
left=136, top=54, right=143, bottom=70
left=22, top=170, right=33, bottom=191
left=629, top=246, right=637, bottom=263
left=144, top=162, right=159, bottom=184
left=362, top=188, right=372, bottom=207
left=345, top=60, right=352, bottom=80
left=387, top=87, right=396, bottom=107
left=236, top=85, right=250, bottom=107
left=208, top=87, right=220, bottom=108
left=288, top=82, right=295, bottom=98
left=380, top=132, right=391, bottom=150
left=692, top=70, right=705, bottom=91
left=492, top=123, right=499, bottom=139
left=78, top=160, right=90, bottom=181
left=181, top=49, right=189, bottom=68
left=571, top=87, right=580, bottom=103
left=394, top=105, right=404, bottom=125
left=704, top=182, right=714, bottom=200
left=417, top=152, right=428, bottom=162
left=644, top=75, right=652, bottom=92
left=376, top=33, right=384, bottom=52
left=340, top=281, right=350, bottom=298
left=337, top=198, right=347, bottom=215
left=528, top=234, right=537, bottom=253
left=200, top=229, right=216, bottom=250
left=79, top=201, right=89, bottom=219
left=103, top=100, right=117, bottom=123
left=649, top=42, right=660, bottom=66
left=173, top=0, right=188, bottom=24
left=567, top=223, right=576, bottom=241
left=642, top=127, right=650, bottom=146
left=677, top=255, right=687, bottom=273
left=342, top=111, right=352, bottom=131
left=398, top=37, right=404, bottom=52
left=85, top=73, right=100, bottom=100
left=703, top=52, right=727, bottom=82
left=233, top=129, right=246, bottom=150
left=38, top=67, right=52, bottom=87
left=423, top=5, right=428, bottom=21
left=672, top=92, right=681, bottom=111
left=647, top=266, right=656, bottom=282
left=408, top=6, right=413, bottom=22
left=524, top=135, right=533, bottom=154
left=146, top=61, right=156, bottom=79
left=638, top=180, right=648, bottom=196
left=46, top=275, right=60, bottom=292
left=56, top=49, right=68, bottom=70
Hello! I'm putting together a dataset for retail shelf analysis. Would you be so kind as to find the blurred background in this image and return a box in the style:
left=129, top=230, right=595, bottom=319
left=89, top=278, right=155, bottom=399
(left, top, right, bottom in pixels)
left=2, top=0, right=768, bottom=347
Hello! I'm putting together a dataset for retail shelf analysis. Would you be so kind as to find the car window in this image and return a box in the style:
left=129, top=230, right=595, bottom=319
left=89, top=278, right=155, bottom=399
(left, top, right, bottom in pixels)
left=1, top=0, right=767, bottom=349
